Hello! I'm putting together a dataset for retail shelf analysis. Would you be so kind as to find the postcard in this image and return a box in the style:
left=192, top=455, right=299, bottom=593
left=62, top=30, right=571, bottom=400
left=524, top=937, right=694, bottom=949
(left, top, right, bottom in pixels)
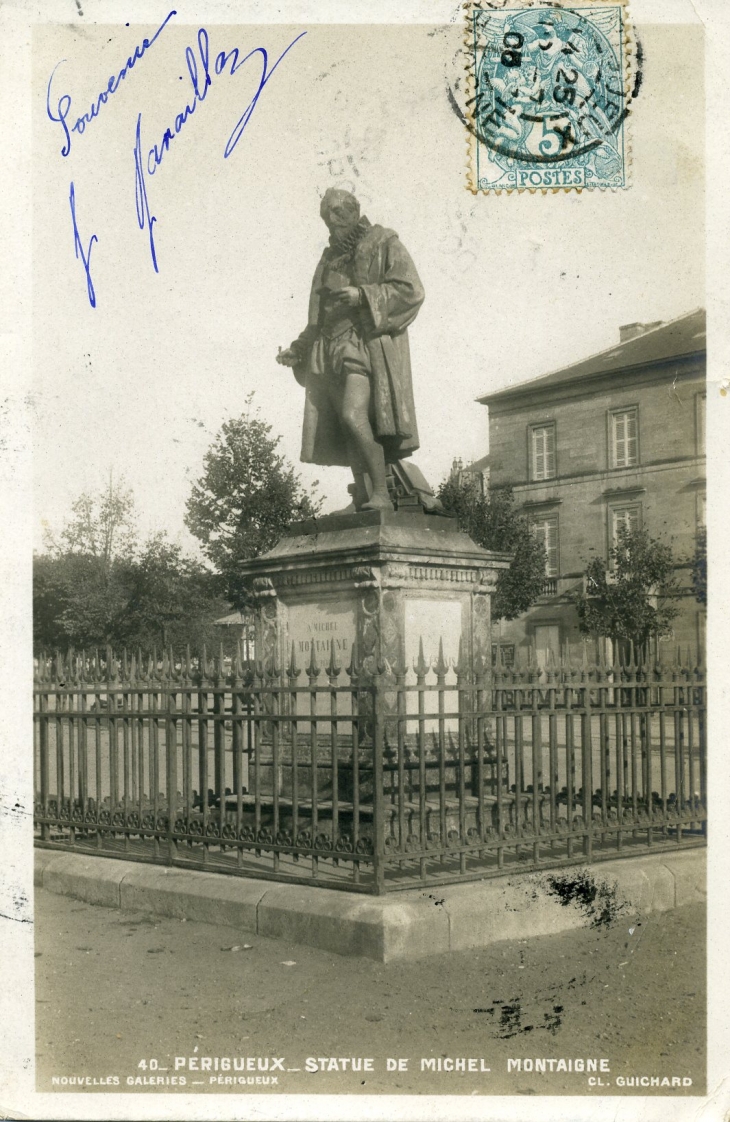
left=1, top=0, right=729, bottom=1119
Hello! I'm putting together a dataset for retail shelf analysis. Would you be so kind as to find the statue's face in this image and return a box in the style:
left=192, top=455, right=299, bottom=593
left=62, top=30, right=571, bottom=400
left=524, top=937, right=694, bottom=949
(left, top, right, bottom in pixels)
left=321, top=197, right=359, bottom=240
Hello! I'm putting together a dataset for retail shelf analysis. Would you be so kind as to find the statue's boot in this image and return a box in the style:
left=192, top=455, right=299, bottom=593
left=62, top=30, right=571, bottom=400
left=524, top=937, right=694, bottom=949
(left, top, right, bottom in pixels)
left=325, top=476, right=370, bottom=517
left=350, top=476, right=371, bottom=512
left=361, top=490, right=394, bottom=512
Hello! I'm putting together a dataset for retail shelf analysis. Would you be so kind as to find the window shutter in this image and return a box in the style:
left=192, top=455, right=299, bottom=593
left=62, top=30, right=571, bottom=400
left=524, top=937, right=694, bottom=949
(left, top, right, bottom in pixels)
left=625, top=411, right=638, bottom=465
left=614, top=413, right=626, bottom=467
left=532, top=426, right=555, bottom=480
left=613, top=410, right=638, bottom=468
left=533, top=429, right=544, bottom=479
left=544, top=425, right=556, bottom=477
left=546, top=517, right=559, bottom=576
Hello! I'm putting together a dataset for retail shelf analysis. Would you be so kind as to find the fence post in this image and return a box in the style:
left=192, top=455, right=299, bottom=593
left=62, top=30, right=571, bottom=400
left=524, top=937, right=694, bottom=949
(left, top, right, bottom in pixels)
left=38, top=663, right=50, bottom=841
left=698, top=648, right=707, bottom=838
left=372, top=671, right=386, bottom=895
left=165, top=650, right=178, bottom=864
left=232, top=641, right=245, bottom=868
left=581, top=646, right=593, bottom=860
left=214, top=644, right=226, bottom=841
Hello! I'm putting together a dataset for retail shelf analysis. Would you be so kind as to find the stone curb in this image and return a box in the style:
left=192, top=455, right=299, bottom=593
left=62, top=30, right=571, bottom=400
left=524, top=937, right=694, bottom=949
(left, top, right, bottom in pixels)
left=36, top=847, right=706, bottom=963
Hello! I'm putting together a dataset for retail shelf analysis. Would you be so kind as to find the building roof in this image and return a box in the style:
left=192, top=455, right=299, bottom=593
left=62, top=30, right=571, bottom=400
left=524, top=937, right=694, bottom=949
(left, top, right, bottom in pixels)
left=464, top=454, right=490, bottom=473
left=214, top=610, right=248, bottom=626
left=477, top=308, right=706, bottom=406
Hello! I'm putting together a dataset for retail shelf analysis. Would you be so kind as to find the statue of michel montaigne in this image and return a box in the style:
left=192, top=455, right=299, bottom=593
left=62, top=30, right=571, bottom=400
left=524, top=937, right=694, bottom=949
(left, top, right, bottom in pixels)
left=276, top=188, right=430, bottom=514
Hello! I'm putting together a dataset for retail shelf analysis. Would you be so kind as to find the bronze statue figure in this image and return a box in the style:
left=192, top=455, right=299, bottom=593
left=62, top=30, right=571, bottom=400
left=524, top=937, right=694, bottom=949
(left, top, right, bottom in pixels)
left=277, top=188, right=426, bottom=512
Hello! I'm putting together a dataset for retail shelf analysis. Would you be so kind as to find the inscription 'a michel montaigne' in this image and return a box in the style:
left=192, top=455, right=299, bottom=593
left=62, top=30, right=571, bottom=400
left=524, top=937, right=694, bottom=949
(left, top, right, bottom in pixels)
left=297, top=620, right=351, bottom=655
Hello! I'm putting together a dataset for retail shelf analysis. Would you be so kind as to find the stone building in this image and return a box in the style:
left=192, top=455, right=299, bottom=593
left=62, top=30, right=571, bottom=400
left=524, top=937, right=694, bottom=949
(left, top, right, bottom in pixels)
left=478, top=308, right=706, bottom=665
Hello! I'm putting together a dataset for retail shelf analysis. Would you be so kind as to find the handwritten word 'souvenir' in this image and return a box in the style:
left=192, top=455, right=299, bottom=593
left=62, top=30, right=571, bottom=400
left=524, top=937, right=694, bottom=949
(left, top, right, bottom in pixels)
left=46, top=11, right=177, bottom=157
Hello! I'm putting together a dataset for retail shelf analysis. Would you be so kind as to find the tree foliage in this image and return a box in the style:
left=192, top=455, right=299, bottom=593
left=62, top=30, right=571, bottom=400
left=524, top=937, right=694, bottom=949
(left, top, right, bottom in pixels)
left=37, top=477, right=138, bottom=651
left=185, top=397, right=321, bottom=605
left=33, top=551, right=132, bottom=652
left=34, top=481, right=227, bottom=655
left=691, top=526, right=707, bottom=607
left=120, top=534, right=229, bottom=652
left=437, top=476, right=547, bottom=621
left=575, top=525, right=680, bottom=649
left=44, top=477, right=137, bottom=569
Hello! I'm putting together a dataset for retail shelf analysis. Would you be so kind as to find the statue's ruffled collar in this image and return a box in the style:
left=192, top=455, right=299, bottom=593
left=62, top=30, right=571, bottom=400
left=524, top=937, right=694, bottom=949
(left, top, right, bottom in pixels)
left=327, top=216, right=371, bottom=265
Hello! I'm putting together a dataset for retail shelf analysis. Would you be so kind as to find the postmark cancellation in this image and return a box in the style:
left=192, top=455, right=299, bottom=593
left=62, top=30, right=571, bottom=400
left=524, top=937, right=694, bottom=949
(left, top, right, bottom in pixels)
left=465, top=0, right=634, bottom=193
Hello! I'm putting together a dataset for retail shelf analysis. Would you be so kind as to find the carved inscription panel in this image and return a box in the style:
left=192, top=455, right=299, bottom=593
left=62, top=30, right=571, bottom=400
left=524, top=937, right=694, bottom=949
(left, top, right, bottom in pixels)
left=404, top=597, right=463, bottom=671
left=404, top=597, right=464, bottom=731
left=286, top=599, right=358, bottom=670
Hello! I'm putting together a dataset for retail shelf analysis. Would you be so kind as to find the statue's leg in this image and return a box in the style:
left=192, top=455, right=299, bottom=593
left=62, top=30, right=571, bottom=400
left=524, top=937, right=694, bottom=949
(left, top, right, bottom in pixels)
left=348, top=461, right=371, bottom=511
left=340, top=371, right=393, bottom=511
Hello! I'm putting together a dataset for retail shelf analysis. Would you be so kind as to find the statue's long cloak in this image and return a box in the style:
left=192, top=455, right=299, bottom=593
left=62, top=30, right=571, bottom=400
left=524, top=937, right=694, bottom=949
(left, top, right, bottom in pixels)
left=293, top=223, right=425, bottom=467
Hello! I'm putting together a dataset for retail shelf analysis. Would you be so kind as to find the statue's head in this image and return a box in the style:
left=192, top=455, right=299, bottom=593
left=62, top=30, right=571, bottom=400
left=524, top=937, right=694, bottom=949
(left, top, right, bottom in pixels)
left=320, top=188, right=361, bottom=240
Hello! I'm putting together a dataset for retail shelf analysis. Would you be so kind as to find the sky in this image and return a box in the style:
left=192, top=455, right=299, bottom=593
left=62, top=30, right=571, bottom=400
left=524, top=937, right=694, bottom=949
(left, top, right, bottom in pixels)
left=32, top=14, right=704, bottom=554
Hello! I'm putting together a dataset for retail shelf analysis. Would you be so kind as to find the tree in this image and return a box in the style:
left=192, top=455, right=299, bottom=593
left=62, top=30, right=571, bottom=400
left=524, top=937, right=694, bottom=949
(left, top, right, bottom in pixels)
left=437, top=476, right=547, bottom=620
left=121, top=534, right=229, bottom=653
left=34, top=551, right=134, bottom=652
left=45, top=474, right=137, bottom=568
left=33, top=553, right=83, bottom=653
left=691, top=527, right=707, bottom=607
left=575, top=525, right=680, bottom=652
left=185, top=397, right=321, bottom=604
left=34, top=479, right=228, bottom=655
left=35, top=476, right=138, bottom=652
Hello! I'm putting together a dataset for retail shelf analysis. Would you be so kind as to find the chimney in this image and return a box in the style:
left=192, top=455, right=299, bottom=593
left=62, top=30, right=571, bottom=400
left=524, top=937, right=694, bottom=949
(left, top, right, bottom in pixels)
left=619, top=320, right=663, bottom=344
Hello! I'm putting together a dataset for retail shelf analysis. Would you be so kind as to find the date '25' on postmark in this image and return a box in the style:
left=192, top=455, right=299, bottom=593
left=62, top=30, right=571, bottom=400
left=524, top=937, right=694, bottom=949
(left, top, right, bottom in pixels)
left=465, top=1, right=633, bottom=192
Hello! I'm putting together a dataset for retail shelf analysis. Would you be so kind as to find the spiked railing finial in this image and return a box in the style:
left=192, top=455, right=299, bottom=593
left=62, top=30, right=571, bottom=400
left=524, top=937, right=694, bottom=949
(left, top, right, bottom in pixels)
left=434, top=637, right=448, bottom=679
left=288, top=641, right=301, bottom=681
left=414, top=636, right=428, bottom=679
left=307, top=640, right=321, bottom=681
left=454, top=635, right=467, bottom=679
left=346, top=638, right=360, bottom=682
left=326, top=637, right=341, bottom=680
left=271, top=643, right=282, bottom=681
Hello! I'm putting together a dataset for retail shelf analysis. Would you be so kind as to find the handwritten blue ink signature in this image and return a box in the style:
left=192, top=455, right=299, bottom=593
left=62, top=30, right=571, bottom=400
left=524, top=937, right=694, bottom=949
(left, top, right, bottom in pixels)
left=133, top=114, right=158, bottom=273
left=69, top=182, right=97, bottom=308
left=133, top=28, right=306, bottom=272
left=47, top=11, right=177, bottom=157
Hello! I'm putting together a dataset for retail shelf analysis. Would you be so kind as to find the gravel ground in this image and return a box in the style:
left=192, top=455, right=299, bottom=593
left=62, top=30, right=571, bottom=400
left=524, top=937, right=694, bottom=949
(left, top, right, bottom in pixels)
left=35, top=887, right=705, bottom=1097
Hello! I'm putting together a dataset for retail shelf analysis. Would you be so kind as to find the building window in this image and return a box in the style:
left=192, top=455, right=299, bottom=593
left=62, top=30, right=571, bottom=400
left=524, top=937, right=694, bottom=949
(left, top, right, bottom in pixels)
left=610, top=407, right=638, bottom=469
left=530, top=424, right=556, bottom=481
left=696, top=393, right=706, bottom=455
left=610, top=503, right=642, bottom=548
left=531, top=514, right=559, bottom=577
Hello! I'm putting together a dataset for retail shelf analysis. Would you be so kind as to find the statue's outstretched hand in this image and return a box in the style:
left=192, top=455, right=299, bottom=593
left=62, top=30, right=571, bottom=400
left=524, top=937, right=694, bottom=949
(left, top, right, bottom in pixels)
left=276, top=347, right=298, bottom=368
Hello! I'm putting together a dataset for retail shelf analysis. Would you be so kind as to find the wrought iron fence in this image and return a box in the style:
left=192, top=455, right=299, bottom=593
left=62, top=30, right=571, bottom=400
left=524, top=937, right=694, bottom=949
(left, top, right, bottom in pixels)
left=33, top=642, right=706, bottom=894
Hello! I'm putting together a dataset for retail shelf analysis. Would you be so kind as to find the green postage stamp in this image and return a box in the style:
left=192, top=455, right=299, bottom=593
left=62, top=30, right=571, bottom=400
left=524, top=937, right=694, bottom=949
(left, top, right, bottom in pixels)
left=466, top=0, right=634, bottom=192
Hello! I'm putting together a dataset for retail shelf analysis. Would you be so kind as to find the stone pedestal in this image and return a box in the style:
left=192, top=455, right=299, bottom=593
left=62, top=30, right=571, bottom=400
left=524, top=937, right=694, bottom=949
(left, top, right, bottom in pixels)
left=239, top=508, right=511, bottom=678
